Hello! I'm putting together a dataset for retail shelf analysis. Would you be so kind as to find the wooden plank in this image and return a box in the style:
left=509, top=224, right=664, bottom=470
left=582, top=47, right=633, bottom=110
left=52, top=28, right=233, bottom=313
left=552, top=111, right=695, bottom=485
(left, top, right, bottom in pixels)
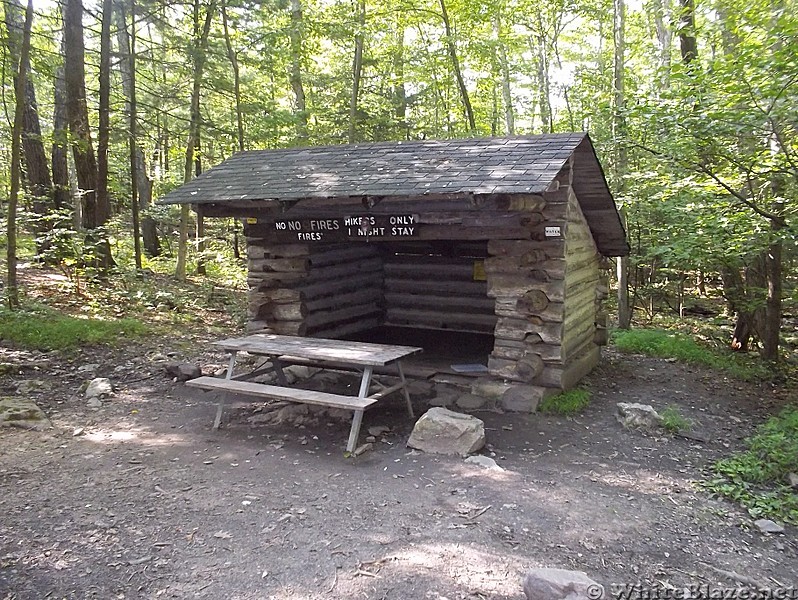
left=211, top=334, right=422, bottom=366
left=300, top=272, right=383, bottom=300
left=384, top=292, right=495, bottom=313
left=384, top=262, right=478, bottom=280
left=186, top=377, right=377, bottom=411
left=310, top=316, right=383, bottom=339
left=305, top=302, right=382, bottom=329
left=305, top=288, right=383, bottom=312
left=385, top=308, right=497, bottom=331
left=385, top=278, right=487, bottom=297
left=308, top=245, right=379, bottom=267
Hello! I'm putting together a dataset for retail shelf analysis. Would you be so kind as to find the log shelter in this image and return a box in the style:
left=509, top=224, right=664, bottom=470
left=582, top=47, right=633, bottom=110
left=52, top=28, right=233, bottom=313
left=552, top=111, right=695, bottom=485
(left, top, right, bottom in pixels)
left=160, top=133, right=630, bottom=408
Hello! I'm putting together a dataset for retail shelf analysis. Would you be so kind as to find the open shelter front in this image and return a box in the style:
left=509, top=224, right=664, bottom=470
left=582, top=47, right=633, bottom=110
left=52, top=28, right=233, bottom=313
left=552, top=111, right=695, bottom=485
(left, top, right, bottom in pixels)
left=161, top=133, right=629, bottom=408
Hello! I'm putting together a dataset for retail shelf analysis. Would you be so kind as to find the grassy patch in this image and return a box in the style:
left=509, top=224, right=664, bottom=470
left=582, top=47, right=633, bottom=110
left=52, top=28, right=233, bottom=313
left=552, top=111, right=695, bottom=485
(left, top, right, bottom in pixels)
left=660, top=405, right=692, bottom=434
left=0, top=304, right=149, bottom=351
left=703, top=406, right=798, bottom=524
left=538, top=388, right=591, bottom=415
left=611, top=328, right=771, bottom=381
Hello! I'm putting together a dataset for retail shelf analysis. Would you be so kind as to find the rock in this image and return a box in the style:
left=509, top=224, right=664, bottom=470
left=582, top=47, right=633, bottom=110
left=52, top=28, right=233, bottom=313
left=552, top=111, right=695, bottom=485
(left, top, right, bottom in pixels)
left=77, top=363, right=100, bottom=374
left=616, top=402, right=663, bottom=429
left=150, top=353, right=168, bottom=362
left=464, top=455, right=504, bottom=471
left=353, top=442, right=373, bottom=456
left=429, top=391, right=458, bottom=408
left=788, top=473, right=798, bottom=489
left=164, top=362, right=201, bottom=382
left=406, top=407, right=485, bottom=457
left=87, top=397, right=103, bottom=409
left=0, top=397, right=51, bottom=430
left=754, top=519, right=785, bottom=534
left=85, top=378, right=113, bottom=399
left=368, top=425, right=390, bottom=437
left=470, top=378, right=514, bottom=400
left=502, top=385, right=554, bottom=413
left=455, top=393, right=488, bottom=410
left=522, top=568, right=602, bottom=600
left=406, top=380, right=435, bottom=401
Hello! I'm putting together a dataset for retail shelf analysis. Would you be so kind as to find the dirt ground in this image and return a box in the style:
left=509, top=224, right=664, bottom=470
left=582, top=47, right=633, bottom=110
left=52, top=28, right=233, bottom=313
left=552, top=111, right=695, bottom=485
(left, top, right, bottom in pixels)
left=1, top=333, right=796, bottom=600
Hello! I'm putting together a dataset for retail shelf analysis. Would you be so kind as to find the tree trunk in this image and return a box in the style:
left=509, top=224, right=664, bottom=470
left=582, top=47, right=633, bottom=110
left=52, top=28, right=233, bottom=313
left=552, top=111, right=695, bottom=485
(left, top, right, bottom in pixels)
left=678, top=0, right=697, bottom=64
left=613, top=0, right=631, bottom=328
left=493, top=13, right=514, bottom=135
left=221, top=0, right=244, bottom=152
left=3, top=0, right=53, bottom=250
left=118, top=2, right=159, bottom=258
left=392, top=20, right=407, bottom=139
left=51, top=32, right=70, bottom=212
left=438, top=0, right=475, bottom=133
left=116, top=0, right=143, bottom=269
left=652, top=0, right=672, bottom=88
left=288, top=0, right=308, bottom=144
left=96, top=0, right=113, bottom=260
left=64, top=0, right=113, bottom=268
left=348, top=0, right=366, bottom=143
left=6, top=0, right=34, bottom=307
left=176, top=0, right=217, bottom=281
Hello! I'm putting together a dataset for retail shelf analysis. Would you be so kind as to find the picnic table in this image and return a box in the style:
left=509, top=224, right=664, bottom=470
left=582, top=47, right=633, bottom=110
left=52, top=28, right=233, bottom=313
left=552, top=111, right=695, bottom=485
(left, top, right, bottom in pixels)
left=186, top=334, right=423, bottom=453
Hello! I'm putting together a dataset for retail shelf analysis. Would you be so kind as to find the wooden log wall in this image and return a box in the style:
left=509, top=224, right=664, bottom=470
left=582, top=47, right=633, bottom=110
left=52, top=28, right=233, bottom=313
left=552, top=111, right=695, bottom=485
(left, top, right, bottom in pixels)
left=247, top=241, right=384, bottom=338
left=485, top=158, right=605, bottom=389
left=382, top=242, right=496, bottom=334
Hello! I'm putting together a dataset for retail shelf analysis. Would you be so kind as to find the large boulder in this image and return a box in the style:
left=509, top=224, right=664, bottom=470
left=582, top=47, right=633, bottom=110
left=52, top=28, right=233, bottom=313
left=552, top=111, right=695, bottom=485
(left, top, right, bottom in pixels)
left=522, top=568, right=602, bottom=600
left=407, top=407, right=485, bottom=456
left=616, top=402, right=663, bottom=430
left=0, top=397, right=51, bottom=431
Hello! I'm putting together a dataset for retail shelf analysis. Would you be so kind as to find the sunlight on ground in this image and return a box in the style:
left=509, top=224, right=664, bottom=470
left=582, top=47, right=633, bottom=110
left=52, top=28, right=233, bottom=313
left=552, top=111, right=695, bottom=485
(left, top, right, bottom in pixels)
left=83, top=427, right=190, bottom=447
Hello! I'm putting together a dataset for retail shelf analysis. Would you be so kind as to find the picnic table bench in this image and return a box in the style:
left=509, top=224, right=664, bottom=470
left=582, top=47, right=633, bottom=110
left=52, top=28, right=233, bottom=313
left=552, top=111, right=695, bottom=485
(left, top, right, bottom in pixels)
left=186, top=334, right=422, bottom=453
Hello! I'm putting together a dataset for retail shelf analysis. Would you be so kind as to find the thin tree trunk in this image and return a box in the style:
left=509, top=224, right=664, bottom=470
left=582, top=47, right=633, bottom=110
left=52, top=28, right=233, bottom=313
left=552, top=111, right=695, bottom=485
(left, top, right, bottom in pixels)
left=117, top=0, right=143, bottom=269
left=51, top=32, right=69, bottom=212
left=288, top=0, right=308, bottom=144
left=493, top=13, right=514, bottom=135
left=348, top=0, right=365, bottom=144
left=614, top=0, right=631, bottom=328
left=438, top=0, right=475, bottom=133
left=535, top=36, right=552, bottom=133
left=221, top=0, right=244, bottom=152
left=97, top=0, right=112, bottom=227
left=392, top=20, right=407, bottom=139
left=176, top=0, right=216, bottom=281
left=7, top=0, right=34, bottom=307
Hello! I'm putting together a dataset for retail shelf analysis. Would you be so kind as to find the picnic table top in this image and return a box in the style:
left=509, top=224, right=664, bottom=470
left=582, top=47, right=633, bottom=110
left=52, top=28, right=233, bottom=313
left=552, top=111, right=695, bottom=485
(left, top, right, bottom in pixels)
left=212, top=334, right=423, bottom=367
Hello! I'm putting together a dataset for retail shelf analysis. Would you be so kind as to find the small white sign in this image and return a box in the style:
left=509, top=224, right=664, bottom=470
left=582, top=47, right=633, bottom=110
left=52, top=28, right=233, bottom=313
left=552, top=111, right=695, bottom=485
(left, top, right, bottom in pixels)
left=545, top=226, right=561, bottom=237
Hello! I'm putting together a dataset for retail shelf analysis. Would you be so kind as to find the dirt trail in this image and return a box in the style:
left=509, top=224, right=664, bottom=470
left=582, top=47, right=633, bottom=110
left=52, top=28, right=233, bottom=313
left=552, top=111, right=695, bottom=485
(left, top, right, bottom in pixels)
left=1, top=343, right=795, bottom=599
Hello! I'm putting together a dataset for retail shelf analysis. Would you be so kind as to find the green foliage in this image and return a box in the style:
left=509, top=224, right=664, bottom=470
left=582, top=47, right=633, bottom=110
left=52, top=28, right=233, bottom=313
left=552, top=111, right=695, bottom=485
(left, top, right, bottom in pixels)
left=704, top=406, right=798, bottom=524
left=0, top=304, right=148, bottom=351
left=538, top=388, right=591, bottom=415
left=660, top=406, right=692, bottom=434
left=611, top=328, right=771, bottom=381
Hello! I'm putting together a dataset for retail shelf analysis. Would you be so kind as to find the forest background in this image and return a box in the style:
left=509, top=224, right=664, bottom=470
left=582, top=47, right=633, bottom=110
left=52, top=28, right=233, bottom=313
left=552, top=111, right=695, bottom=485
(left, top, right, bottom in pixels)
left=0, top=0, right=796, bottom=364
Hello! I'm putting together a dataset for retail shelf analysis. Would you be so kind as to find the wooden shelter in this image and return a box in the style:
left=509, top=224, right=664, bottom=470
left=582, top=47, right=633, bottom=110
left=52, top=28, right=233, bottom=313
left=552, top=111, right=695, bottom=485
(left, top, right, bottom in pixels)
left=161, top=133, right=629, bottom=404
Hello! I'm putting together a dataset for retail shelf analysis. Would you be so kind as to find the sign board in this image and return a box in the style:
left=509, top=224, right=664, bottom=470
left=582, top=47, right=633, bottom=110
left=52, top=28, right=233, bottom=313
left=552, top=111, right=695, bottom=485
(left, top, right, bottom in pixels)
left=544, top=226, right=562, bottom=237
left=271, top=215, right=418, bottom=242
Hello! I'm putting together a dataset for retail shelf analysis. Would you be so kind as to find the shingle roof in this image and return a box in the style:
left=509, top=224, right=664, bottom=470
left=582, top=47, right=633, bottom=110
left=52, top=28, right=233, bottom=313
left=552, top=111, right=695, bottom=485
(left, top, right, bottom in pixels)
left=159, top=133, right=629, bottom=255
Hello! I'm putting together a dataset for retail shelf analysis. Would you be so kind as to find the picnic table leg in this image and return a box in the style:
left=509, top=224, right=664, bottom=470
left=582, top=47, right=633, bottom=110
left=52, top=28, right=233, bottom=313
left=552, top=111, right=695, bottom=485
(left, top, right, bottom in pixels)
left=346, top=366, right=373, bottom=453
left=213, top=351, right=238, bottom=430
left=347, top=410, right=365, bottom=454
left=396, top=361, right=414, bottom=419
left=272, top=357, right=290, bottom=386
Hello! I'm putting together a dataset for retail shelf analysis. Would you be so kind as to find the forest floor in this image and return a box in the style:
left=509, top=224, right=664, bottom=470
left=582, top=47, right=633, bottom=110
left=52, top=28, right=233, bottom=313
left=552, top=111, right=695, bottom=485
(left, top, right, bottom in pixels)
left=1, top=274, right=797, bottom=600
